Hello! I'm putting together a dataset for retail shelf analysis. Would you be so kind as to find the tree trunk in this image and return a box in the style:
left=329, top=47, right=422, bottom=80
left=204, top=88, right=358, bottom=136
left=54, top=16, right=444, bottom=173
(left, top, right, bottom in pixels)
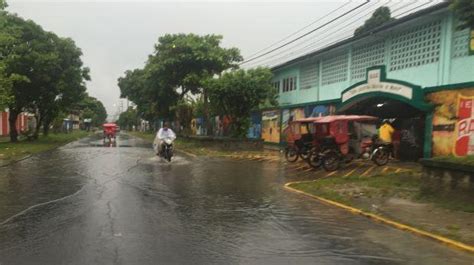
left=42, top=120, right=51, bottom=136
left=8, top=108, right=19, bottom=142
left=33, top=113, right=42, bottom=140
left=203, top=89, right=212, bottom=136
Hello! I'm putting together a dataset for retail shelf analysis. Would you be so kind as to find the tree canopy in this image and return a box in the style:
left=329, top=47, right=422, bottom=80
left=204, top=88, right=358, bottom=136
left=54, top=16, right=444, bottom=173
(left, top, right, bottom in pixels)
left=0, top=9, right=94, bottom=140
left=206, top=67, right=276, bottom=137
left=354, top=6, right=394, bottom=36
left=119, top=33, right=243, bottom=124
left=450, top=0, right=474, bottom=30
left=76, top=94, right=107, bottom=127
left=117, top=107, right=139, bottom=130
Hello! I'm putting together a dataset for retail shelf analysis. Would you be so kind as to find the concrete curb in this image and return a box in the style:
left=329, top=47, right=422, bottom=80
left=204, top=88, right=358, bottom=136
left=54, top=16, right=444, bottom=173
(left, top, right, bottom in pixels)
left=0, top=154, right=32, bottom=168
left=284, top=181, right=474, bottom=254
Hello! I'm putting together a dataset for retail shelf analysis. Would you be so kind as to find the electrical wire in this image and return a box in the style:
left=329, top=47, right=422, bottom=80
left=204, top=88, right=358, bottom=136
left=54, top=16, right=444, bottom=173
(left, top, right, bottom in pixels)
left=247, top=0, right=442, bottom=68
left=245, top=0, right=389, bottom=67
left=240, top=0, right=370, bottom=65
left=244, top=0, right=354, bottom=61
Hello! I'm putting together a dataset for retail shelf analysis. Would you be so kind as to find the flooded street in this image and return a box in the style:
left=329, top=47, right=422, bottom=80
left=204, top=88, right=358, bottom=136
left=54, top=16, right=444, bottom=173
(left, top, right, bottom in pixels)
left=0, top=134, right=472, bottom=265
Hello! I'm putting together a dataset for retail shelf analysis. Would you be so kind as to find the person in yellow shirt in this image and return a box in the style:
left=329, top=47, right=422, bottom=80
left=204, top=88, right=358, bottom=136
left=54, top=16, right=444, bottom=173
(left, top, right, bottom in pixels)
left=379, top=120, right=395, bottom=143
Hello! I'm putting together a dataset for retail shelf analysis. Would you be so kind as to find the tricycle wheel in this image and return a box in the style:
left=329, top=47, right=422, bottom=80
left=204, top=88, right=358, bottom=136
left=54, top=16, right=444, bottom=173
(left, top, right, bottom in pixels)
left=322, top=150, right=340, bottom=172
left=300, top=149, right=310, bottom=160
left=306, top=150, right=322, bottom=169
left=285, top=147, right=299, bottom=162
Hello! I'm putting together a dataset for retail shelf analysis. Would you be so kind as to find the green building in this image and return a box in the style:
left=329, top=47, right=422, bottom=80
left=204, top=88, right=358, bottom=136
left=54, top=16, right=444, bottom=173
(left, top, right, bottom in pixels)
left=262, top=2, right=474, bottom=160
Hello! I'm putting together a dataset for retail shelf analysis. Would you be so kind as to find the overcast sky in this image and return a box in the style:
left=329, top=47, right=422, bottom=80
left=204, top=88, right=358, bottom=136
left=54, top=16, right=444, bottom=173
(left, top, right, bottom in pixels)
left=7, top=0, right=351, bottom=118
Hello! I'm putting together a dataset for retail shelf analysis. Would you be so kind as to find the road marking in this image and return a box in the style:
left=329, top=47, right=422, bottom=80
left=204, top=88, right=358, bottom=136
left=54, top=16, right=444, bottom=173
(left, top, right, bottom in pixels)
left=361, top=166, right=375, bottom=177
left=343, top=168, right=358, bottom=178
left=325, top=171, right=338, bottom=177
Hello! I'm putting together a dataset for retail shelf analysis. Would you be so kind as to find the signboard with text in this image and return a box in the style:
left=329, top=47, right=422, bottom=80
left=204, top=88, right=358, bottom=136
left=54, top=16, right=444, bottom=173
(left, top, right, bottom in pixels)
left=342, top=68, right=413, bottom=102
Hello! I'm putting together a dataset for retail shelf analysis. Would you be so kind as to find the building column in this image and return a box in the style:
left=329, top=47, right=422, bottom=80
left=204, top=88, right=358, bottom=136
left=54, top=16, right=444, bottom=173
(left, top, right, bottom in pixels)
left=423, top=111, right=434, bottom=158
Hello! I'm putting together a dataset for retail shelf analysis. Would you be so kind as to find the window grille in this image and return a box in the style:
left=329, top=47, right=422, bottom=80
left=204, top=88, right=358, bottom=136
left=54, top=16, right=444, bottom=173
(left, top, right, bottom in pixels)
left=389, top=20, right=442, bottom=71
left=300, top=61, right=319, bottom=89
left=321, top=51, right=348, bottom=85
left=351, top=41, right=385, bottom=80
left=452, top=25, right=470, bottom=58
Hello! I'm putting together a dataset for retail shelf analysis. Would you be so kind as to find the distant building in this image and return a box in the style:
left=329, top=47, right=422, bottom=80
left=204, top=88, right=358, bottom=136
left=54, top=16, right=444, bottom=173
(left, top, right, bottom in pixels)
left=0, top=110, right=30, bottom=137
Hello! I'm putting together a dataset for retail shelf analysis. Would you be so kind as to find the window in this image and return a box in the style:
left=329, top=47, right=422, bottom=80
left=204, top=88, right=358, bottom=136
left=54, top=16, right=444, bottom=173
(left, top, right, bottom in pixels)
left=300, top=61, right=319, bottom=89
left=272, top=81, right=280, bottom=93
left=282, top=76, right=297, bottom=92
left=389, top=20, right=442, bottom=71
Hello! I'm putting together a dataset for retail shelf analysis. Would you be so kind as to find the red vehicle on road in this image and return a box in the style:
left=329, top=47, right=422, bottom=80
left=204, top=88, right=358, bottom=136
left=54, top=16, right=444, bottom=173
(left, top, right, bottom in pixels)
left=102, top=123, right=118, bottom=140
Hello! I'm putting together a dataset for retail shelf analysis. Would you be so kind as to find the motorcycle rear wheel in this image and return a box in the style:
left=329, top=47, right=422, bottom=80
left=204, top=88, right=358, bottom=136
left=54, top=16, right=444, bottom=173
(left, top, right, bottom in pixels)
left=372, top=149, right=389, bottom=166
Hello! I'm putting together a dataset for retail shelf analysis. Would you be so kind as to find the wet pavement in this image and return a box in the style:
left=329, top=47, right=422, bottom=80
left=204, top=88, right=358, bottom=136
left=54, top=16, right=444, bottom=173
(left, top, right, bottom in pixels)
left=0, top=134, right=472, bottom=265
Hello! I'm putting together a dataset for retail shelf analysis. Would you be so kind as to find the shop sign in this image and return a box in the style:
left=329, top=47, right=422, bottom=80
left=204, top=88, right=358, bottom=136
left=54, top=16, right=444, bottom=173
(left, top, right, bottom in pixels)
left=342, top=68, right=413, bottom=102
left=454, top=95, right=474, bottom=156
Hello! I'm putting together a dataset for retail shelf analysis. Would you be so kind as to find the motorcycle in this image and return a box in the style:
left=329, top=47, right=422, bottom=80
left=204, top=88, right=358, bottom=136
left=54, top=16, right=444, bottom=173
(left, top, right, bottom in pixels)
left=154, top=137, right=174, bottom=162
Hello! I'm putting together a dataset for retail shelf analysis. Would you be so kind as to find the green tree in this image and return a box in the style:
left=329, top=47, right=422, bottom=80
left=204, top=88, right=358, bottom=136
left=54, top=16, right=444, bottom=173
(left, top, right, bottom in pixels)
left=206, top=67, right=277, bottom=138
left=38, top=37, right=90, bottom=136
left=117, top=107, right=139, bottom=130
left=354, top=6, right=394, bottom=36
left=0, top=0, right=7, bottom=10
left=450, top=0, right=474, bottom=30
left=0, top=11, right=89, bottom=140
left=147, top=34, right=242, bottom=99
left=76, top=94, right=107, bottom=127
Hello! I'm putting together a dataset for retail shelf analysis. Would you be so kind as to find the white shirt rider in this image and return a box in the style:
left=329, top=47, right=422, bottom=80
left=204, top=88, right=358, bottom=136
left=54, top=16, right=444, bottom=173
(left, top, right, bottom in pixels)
left=154, top=124, right=176, bottom=154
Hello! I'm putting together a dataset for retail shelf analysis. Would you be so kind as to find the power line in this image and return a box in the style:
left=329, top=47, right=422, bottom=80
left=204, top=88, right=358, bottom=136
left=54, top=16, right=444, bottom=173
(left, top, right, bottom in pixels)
left=269, top=1, right=439, bottom=67
left=240, top=0, right=370, bottom=65
left=245, top=0, right=388, bottom=67
left=244, top=0, right=354, bottom=60
left=248, top=0, right=441, bottom=68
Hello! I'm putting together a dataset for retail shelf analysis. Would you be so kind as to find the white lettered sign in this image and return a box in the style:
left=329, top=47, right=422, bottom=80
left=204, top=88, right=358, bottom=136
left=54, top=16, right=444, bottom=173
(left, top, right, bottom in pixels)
left=342, top=69, right=413, bottom=102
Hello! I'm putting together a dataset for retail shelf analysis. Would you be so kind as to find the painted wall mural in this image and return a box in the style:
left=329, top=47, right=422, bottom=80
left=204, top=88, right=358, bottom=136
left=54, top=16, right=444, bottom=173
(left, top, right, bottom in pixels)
left=261, top=110, right=280, bottom=143
left=281, top=108, right=306, bottom=142
left=426, top=88, right=474, bottom=157
left=247, top=112, right=262, bottom=139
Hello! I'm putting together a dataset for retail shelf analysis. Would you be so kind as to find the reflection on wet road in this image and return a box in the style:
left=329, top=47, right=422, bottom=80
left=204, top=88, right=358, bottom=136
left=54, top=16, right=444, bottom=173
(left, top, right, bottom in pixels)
left=0, top=134, right=472, bottom=264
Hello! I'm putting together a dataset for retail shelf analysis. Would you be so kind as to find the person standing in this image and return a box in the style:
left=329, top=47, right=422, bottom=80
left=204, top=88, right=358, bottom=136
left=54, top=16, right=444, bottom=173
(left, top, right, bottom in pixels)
left=379, top=120, right=395, bottom=143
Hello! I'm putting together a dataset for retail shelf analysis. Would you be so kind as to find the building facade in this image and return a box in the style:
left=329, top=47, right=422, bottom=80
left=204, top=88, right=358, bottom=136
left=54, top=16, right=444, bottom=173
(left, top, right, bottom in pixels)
left=265, top=3, right=474, bottom=159
left=0, top=111, right=30, bottom=137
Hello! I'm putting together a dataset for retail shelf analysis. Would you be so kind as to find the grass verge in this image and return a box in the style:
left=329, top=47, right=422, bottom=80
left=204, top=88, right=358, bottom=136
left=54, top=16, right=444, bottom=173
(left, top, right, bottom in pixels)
left=289, top=171, right=474, bottom=213
left=0, top=131, right=91, bottom=162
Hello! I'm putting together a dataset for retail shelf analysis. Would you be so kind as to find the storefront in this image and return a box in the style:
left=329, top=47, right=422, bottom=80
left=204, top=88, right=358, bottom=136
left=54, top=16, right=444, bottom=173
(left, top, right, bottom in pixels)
left=338, top=66, right=433, bottom=161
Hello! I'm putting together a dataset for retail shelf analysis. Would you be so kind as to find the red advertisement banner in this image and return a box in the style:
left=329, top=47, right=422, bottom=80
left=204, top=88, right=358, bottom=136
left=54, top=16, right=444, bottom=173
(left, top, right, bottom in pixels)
left=454, top=96, right=474, bottom=156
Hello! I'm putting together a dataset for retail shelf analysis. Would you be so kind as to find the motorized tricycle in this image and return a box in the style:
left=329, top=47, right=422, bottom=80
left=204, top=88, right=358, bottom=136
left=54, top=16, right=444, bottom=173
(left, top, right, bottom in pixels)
left=284, top=117, right=322, bottom=163
left=102, top=123, right=117, bottom=141
left=306, top=115, right=392, bottom=171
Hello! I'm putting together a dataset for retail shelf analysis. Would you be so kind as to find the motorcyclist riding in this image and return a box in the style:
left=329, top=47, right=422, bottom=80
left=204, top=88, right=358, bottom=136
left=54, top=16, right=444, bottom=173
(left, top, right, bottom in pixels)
left=154, top=122, right=176, bottom=156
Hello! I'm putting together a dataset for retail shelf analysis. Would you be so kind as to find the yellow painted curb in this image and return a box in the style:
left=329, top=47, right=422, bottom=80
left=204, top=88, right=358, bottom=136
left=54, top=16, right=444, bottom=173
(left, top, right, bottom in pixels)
left=284, top=181, right=474, bottom=254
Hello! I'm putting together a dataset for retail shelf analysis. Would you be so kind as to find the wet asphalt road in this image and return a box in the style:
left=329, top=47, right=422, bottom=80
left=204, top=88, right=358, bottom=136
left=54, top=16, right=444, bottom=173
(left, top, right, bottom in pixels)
left=0, top=134, right=472, bottom=265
